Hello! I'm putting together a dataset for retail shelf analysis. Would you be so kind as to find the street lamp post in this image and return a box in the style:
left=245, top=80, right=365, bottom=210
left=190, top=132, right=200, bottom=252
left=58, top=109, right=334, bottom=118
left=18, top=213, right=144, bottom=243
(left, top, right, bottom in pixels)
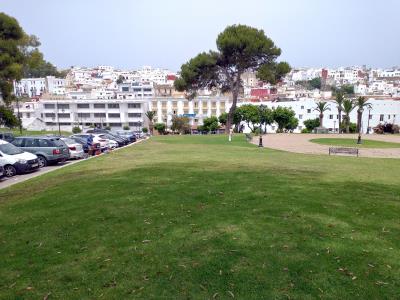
left=357, top=108, right=364, bottom=144
left=366, top=108, right=371, bottom=134
left=334, top=120, right=336, bottom=133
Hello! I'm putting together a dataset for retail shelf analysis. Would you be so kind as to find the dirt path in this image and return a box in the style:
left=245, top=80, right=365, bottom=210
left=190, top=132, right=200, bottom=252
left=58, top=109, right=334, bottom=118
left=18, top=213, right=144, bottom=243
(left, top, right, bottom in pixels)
left=252, top=134, right=400, bottom=158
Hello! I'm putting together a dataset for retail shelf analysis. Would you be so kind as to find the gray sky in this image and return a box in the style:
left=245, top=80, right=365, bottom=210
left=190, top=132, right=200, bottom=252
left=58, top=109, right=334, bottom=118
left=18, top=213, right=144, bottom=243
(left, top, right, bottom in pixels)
left=1, top=0, right=399, bottom=71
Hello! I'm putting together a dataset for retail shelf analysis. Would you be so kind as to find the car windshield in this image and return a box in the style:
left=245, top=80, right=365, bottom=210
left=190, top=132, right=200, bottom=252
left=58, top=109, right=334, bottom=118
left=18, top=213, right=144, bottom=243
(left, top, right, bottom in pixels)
left=0, top=143, right=24, bottom=155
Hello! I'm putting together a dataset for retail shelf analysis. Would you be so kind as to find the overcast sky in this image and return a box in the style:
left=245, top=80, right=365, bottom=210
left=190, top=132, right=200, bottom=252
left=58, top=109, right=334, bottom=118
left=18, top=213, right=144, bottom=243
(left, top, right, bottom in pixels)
left=1, top=0, right=399, bottom=71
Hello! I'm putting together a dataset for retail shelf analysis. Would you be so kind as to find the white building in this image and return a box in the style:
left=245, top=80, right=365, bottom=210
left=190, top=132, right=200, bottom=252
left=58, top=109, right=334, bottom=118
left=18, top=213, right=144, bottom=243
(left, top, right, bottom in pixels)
left=240, top=98, right=400, bottom=134
left=14, top=76, right=66, bottom=98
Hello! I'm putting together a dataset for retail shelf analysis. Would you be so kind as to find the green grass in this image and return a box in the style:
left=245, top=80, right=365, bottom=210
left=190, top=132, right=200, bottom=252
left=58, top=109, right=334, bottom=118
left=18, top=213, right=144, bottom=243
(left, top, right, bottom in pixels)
left=0, top=128, right=71, bottom=136
left=310, top=138, right=400, bottom=148
left=0, top=135, right=399, bottom=299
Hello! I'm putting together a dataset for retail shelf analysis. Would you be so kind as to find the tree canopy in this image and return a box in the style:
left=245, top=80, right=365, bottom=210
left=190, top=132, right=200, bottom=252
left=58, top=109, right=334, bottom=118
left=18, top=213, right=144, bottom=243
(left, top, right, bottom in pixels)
left=272, top=106, right=297, bottom=133
left=174, top=24, right=290, bottom=133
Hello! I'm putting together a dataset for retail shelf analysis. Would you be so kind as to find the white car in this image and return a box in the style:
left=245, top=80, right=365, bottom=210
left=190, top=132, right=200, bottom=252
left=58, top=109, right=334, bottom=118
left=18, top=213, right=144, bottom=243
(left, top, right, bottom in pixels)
left=98, top=134, right=118, bottom=149
left=0, top=140, right=39, bottom=177
left=61, top=138, right=85, bottom=159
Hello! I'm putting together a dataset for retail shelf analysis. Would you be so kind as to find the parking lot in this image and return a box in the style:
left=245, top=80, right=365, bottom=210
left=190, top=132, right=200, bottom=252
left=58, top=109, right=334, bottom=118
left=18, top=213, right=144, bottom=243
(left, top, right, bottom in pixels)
left=0, top=137, right=147, bottom=190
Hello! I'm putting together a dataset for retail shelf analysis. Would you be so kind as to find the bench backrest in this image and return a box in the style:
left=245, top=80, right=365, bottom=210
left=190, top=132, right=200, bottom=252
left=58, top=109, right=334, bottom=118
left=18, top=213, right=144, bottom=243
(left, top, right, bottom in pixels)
left=329, top=147, right=359, bottom=156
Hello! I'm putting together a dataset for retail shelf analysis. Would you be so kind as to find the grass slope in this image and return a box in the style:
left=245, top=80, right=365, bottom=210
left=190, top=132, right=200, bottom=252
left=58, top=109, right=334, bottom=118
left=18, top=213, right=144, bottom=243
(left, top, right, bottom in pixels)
left=0, top=135, right=399, bottom=299
left=310, top=138, right=400, bottom=148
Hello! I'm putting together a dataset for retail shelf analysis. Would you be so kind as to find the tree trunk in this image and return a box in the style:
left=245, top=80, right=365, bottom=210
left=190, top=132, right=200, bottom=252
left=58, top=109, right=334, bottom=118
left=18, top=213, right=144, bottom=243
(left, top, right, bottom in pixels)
left=226, top=90, right=239, bottom=134
left=338, top=109, right=342, bottom=133
left=319, top=113, right=323, bottom=128
left=346, top=117, right=350, bottom=133
left=357, top=111, right=362, bottom=133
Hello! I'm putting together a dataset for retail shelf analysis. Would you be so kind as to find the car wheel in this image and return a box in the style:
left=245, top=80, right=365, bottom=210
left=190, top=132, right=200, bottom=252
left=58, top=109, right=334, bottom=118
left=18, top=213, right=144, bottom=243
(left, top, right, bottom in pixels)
left=4, top=165, right=17, bottom=177
left=37, top=155, right=47, bottom=168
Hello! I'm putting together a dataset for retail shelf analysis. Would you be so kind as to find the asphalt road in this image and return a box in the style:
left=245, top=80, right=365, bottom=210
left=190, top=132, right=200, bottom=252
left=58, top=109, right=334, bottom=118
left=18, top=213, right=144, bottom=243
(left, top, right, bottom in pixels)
left=0, top=138, right=147, bottom=190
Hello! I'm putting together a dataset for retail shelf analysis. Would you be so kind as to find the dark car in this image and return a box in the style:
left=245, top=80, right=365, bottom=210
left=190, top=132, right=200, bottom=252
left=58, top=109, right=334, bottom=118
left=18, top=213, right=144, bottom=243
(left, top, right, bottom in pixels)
left=11, top=136, right=70, bottom=167
left=0, top=165, right=4, bottom=179
left=0, top=132, right=15, bottom=142
left=115, top=131, right=137, bottom=143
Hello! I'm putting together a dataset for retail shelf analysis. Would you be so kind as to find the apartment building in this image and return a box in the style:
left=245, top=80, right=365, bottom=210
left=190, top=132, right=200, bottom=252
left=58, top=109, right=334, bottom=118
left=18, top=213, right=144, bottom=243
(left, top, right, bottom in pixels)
left=14, top=98, right=148, bottom=132
left=240, top=98, right=400, bottom=133
left=14, top=76, right=66, bottom=98
left=149, top=96, right=231, bottom=127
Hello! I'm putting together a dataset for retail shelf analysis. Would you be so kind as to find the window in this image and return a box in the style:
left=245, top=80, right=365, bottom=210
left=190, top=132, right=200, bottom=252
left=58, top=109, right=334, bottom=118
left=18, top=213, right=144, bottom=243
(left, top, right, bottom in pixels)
left=78, top=113, right=90, bottom=118
left=299, top=114, right=303, bottom=119
left=128, top=103, right=141, bottom=108
left=38, top=139, right=53, bottom=147
left=128, top=113, right=141, bottom=118
left=301, top=106, right=304, bottom=109
left=44, top=104, right=55, bottom=109
left=380, top=114, right=384, bottom=121
left=307, top=109, right=311, bottom=113
left=108, top=113, right=120, bottom=118
left=11, top=138, right=24, bottom=147
left=122, top=87, right=129, bottom=92
left=94, top=103, right=105, bottom=108
left=108, top=103, right=119, bottom=109
left=58, top=113, right=70, bottom=118
left=24, top=138, right=36, bottom=147
left=77, top=103, right=90, bottom=109
left=143, top=88, right=152, bottom=92
left=329, top=115, right=333, bottom=119
left=109, top=123, right=121, bottom=127
left=58, top=104, right=69, bottom=109
left=388, top=115, right=391, bottom=119
left=45, top=113, right=55, bottom=118
left=128, top=122, right=141, bottom=127
left=94, top=113, right=106, bottom=118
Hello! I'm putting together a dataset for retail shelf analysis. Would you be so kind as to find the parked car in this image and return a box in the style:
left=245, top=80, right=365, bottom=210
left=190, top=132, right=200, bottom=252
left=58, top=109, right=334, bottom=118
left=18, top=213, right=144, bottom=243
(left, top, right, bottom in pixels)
left=87, top=129, right=129, bottom=146
left=69, top=135, right=100, bottom=154
left=0, top=165, right=4, bottom=179
left=11, top=136, right=70, bottom=167
left=98, top=134, right=118, bottom=149
left=0, top=140, right=39, bottom=177
left=115, top=131, right=137, bottom=143
left=61, top=137, right=85, bottom=159
left=71, top=134, right=109, bottom=152
left=0, top=132, right=15, bottom=142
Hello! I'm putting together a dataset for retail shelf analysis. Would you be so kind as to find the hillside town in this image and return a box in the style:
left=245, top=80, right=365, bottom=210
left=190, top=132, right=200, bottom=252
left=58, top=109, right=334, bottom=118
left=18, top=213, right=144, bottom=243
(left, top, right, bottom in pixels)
left=12, top=65, right=400, bottom=134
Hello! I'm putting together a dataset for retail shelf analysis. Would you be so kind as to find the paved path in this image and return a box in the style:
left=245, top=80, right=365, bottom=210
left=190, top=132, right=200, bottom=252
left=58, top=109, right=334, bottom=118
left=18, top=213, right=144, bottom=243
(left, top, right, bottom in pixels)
left=0, top=138, right=147, bottom=190
left=252, top=134, right=400, bottom=158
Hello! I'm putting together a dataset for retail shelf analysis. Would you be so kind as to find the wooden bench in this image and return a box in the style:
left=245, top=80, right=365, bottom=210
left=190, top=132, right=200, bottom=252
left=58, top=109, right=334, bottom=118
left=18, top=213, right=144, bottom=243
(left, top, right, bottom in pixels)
left=329, top=147, right=359, bottom=157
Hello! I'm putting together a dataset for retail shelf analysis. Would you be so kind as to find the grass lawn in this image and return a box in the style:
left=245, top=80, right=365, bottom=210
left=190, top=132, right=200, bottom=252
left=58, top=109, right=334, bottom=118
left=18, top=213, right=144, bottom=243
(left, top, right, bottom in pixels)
left=0, top=128, right=71, bottom=137
left=0, top=135, right=399, bottom=299
left=310, top=137, right=400, bottom=148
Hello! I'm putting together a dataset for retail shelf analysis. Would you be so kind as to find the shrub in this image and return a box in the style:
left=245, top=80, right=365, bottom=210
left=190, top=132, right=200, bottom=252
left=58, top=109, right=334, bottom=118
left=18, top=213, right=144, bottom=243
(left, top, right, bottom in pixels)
left=123, top=125, right=130, bottom=130
left=154, top=123, right=166, bottom=135
left=303, top=118, right=320, bottom=131
left=202, top=116, right=219, bottom=132
left=374, top=123, right=400, bottom=134
left=301, top=128, right=311, bottom=133
left=142, top=127, right=148, bottom=133
left=72, top=126, right=82, bottom=134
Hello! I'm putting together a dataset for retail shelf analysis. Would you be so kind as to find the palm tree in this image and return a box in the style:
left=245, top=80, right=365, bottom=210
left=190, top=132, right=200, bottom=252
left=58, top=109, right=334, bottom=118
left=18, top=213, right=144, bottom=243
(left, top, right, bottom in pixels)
left=342, top=99, right=355, bottom=133
left=314, top=101, right=330, bottom=128
left=334, top=92, right=344, bottom=133
left=355, top=96, right=372, bottom=134
left=145, top=111, right=156, bottom=135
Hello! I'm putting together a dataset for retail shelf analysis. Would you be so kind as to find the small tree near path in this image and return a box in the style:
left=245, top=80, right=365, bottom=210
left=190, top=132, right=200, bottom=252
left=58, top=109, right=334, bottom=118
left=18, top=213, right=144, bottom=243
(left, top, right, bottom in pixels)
left=174, top=24, right=290, bottom=136
left=145, top=111, right=156, bottom=135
